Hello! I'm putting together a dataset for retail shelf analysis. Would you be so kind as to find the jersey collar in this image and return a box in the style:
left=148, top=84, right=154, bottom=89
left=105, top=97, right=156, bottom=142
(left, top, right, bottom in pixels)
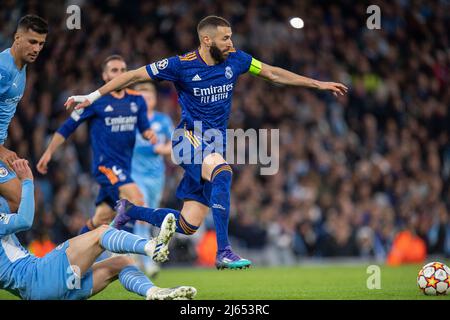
left=196, top=49, right=208, bottom=66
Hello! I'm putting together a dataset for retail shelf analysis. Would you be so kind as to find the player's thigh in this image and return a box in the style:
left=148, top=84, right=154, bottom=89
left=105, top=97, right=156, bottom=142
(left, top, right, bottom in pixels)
left=31, top=241, right=93, bottom=300
left=65, top=225, right=109, bottom=276
left=92, top=202, right=115, bottom=225
left=201, top=152, right=227, bottom=181
left=181, top=200, right=210, bottom=226
left=91, top=255, right=135, bottom=296
left=0, top=176, right=21, bottom=212
left=119, top=182, right=145, bottom=206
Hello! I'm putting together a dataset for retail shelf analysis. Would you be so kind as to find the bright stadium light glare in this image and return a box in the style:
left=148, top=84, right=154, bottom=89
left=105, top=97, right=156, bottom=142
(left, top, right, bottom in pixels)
left=289, top=17, right=304, bottom=29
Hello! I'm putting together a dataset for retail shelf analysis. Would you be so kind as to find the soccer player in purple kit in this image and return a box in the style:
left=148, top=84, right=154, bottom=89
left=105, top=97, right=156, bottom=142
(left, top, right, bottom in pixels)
left=65, top=16, right=348, bottom=269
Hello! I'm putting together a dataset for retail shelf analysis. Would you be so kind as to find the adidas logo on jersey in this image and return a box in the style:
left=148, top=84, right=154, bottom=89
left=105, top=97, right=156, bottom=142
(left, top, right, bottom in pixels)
left=104, top=105, right=114, bottom=112
left=192, top=74, right=202, bottom=81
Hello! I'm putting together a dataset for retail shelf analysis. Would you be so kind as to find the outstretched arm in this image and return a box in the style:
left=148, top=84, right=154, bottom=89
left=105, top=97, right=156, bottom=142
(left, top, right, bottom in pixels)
left=64, top=66, right=151, bottom=110
left=37, top=103, right=96, bottom=174
left=255, top=61, right=348, bottom=97
left=36, top=132, right=65, bottom=174
left=0, top=160, right=35, bottom=236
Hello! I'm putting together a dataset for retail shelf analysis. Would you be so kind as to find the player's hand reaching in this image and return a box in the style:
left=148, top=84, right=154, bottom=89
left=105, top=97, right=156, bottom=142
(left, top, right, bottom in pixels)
left=12, top=159, right=33, bottom=181
left=64, top=90, right=101, bottom=110
left=36, top=151, right=52, bottom=175
left=0, top=145, right=20, bottom=171
left=143, top=129, right=158, bottom=144
left=64, top=95, right=91, bottom=110
left=317, top=81, right=348, bottom=97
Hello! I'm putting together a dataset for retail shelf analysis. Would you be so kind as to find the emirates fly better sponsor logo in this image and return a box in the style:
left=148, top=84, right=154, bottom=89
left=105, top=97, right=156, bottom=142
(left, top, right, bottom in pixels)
left=193, top=83, right=234, bottom=104
left=104, top=116, right=137, bottom=132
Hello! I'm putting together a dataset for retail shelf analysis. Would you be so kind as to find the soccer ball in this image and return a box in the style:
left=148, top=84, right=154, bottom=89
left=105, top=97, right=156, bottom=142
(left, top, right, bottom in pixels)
left=417, top=261, right=450, bottom=295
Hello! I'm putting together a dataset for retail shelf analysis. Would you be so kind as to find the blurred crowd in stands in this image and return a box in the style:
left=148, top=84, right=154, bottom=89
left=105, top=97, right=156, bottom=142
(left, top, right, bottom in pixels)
left=1, top=0, right=449, bottom=265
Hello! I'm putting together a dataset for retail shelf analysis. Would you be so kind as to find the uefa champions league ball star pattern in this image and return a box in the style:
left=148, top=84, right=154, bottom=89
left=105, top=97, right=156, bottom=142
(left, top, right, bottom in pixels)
left=417, top=262, right=450, bottom=295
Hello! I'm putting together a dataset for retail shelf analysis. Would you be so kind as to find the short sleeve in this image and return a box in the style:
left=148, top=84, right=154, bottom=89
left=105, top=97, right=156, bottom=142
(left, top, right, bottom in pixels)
left=0, top=66, right=11, bottom=95
left=233, top=50, right=253, bottom=76
left=145, top=56, right=181, bottom=82
left=56, top=104, right=96, bottom=139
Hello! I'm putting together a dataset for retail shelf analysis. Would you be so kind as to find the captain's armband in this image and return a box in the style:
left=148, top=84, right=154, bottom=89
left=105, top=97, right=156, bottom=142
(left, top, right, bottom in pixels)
left=248, top=58, right=262, bottom=75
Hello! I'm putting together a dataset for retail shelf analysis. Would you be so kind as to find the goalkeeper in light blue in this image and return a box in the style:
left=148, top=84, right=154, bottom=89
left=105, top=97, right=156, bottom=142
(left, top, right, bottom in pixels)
left=65, top=16, right=347, bottom=270
left=0, top=159, right=196, bottom=300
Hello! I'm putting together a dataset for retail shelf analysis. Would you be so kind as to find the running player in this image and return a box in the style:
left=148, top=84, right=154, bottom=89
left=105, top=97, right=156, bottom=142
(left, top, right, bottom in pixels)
left=0, top=15, right=47, bottom=213
left=131, top=81, right=173, bottom=275
left=0, top=159, right=196, bottom=300
left=64, top=16, right=348, bottom=269
left=37, top=55, right=157, bottom=234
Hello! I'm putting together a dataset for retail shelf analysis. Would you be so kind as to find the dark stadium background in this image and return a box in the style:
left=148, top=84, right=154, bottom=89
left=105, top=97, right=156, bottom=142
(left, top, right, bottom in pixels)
left=0, top=0, right=448, bottom=266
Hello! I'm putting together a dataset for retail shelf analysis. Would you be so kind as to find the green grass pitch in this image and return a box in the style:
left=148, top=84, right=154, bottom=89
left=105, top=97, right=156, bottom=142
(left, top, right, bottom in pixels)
left=1, top=263, right=449, bottom=300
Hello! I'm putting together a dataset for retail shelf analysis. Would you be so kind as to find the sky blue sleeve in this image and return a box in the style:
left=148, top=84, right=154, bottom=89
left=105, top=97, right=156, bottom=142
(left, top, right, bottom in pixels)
left=0, top=179, right=35, bottom=236
left=137, top=96, right=150, bottom=134
left=0, top=66, right=11, bottom=95
left=56, top=105, right=96, bottom=139
left=145, top=56, right=181, bottom=82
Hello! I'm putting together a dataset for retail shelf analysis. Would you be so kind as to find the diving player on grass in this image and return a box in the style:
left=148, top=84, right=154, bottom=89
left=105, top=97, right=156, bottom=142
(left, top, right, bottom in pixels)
left=0, top=159, right=196, bottom=300
left=64, top=16, right=348, bottom=270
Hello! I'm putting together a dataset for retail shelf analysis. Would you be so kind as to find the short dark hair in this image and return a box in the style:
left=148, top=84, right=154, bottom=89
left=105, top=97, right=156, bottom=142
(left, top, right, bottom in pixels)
left=102, top=54, right=126, bottom=71
left=17, top=14, right=48, bottom=34
left=197, top=15, right=230, bottom=34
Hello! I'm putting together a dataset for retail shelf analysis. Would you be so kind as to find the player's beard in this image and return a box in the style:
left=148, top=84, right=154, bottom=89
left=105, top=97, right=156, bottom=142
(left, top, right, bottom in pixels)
left=19, top=48, right=36, bottom=65
left=210, top=43, right=225, bottom=64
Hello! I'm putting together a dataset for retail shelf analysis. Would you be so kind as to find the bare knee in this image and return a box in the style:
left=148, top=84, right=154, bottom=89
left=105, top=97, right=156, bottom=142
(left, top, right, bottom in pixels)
left=129, top=187, right=145, bottom=206
left=119, top=183, right=145, bottom=206
left=95, top=224, right=111, bottom=242
left=181, top=201, right=210, bottom=228
left=128, top=193, right=145, bottom=206
left=202, top=153, right=226, bottom=181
